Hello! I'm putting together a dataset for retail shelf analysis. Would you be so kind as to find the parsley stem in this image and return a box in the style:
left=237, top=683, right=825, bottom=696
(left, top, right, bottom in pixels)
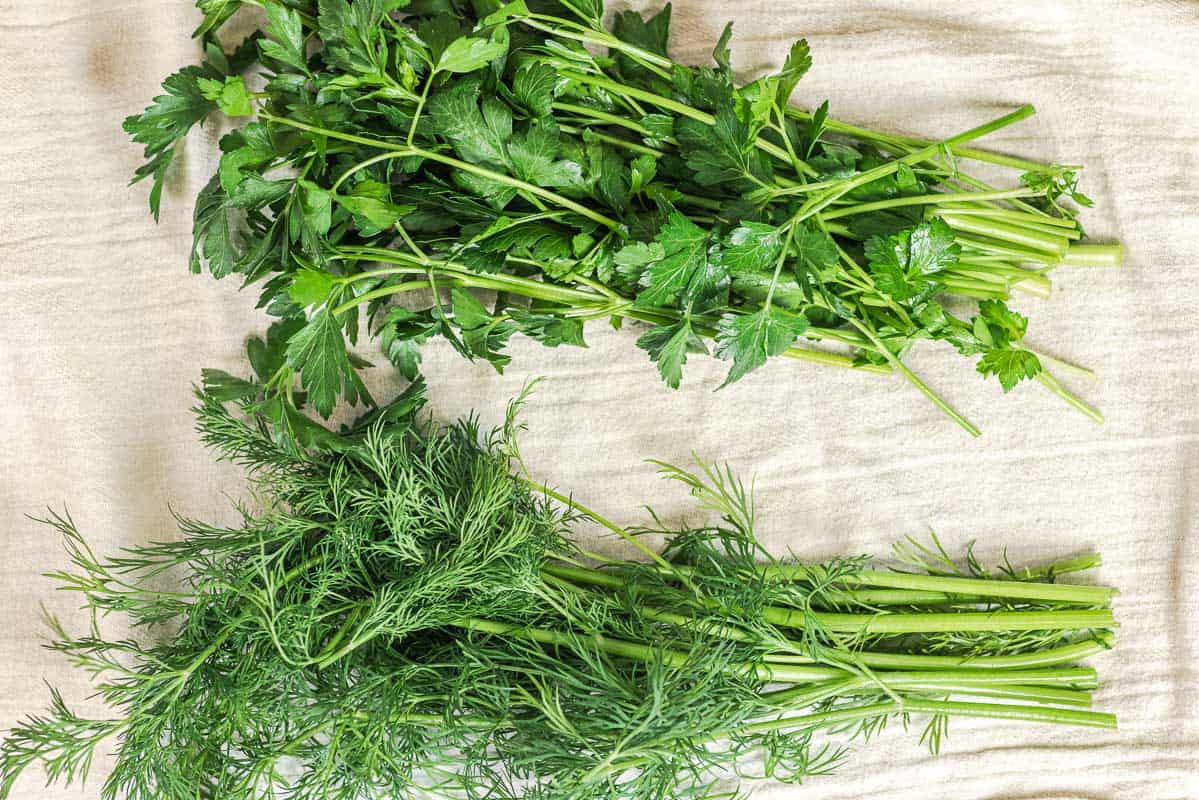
left=257, top=112, right=620, bottom=230
left=938, top=212, right=1069, bottom=256
left=851, top=321, right=983, bottom=437
left=1060, top=243, right=1125, bottom=267
left=782, top=106, right=1059, bottom=173
left=792, top=105, right=1038, bottom=226
left=330, top=250, right=890, bottom=373
left=819, top=188, right=1042, bottom=220
left=519, top=15, right=674, bottom=80
left=558, top=70, right=818, bottom=179
left=1036, top=371, right=1104, bottom=424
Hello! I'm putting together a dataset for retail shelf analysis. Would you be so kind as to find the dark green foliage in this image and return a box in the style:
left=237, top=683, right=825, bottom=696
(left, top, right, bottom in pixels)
left=0, top=377, right=1117, bottom=799
left=122, top=0, right=1117, bottom=433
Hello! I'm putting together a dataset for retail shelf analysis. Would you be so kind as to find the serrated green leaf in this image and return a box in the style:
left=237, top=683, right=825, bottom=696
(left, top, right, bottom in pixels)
left=379, top=306, right=439, bottom=380
left=200, top=368, right=259, bottom=402
left=451, top=288, right=492, bottom=330
left=612, top=4, right=670, bottom=80
left=481, top=0, right=529, bottom=25
left=713, top=306, right=808, bottom=386
left=227, top=174, right=292, bottom=209
left=976, top=299, right=1028, bottom=346
left=260, top=2, right=309, bottom=74
left=247, top=317, right=306, bottom=382
left=288, top=269, right=338, bottom=308
left=123, top=64, right=217, bottom=219
left=723, top=222, right=784, bottom=275
left=508, top=309, right=586, bottom=348
left=908, top=217, right=960, bottom=274
left=635, top=212, right=711, bottom=308
left=199, top=75, right=253, bottom=117
left=428, top=81, right=511, bottom=167
left=629, top=154, right=657, bottom=194
left=977, top=348, right=1042, bottom=392
left=675, top=107, right=770, bottom=187
left=712, top=22, right=733, bottom=72
left=436, top=35, right=507, bottom=74
left=194, top=0, right=244, bottom=37
left=286, top=308, right=372, bottom=417
left=508, top=125, right=582, bottom=186
left=317, top=0, right=390, bottom=75
left=636, top=320, right=705, bottom=389
left=776, top=38, right=811, bottom=105
left=335, top=181, right=414, bottom=231
left=512, top=62, right=557, bottom=117
left=299, top=180, right=333, bottom=237
left=805, top=99, right=828, bottom=158
left=191, top=176, right=240, bottom=278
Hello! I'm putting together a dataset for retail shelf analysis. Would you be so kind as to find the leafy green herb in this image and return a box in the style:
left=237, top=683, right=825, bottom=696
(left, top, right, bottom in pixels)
left=125, top=0, right=1122, bottom=434
left=0, top=377, right=1118, bottom=799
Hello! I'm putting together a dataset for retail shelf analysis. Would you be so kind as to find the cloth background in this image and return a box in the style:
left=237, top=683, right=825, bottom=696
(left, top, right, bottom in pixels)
left=2, top=1, right=1197, bottom=797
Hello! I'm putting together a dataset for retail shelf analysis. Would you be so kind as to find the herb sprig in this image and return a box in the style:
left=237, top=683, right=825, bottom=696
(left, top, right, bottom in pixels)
left=127, top=1, right=1122, bottom=436
left=1, top=368, right=1117, bottom=799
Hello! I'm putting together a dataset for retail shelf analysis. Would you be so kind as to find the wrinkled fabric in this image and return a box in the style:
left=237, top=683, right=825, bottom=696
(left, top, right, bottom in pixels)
left=1, top=1, right=1196, bottom=798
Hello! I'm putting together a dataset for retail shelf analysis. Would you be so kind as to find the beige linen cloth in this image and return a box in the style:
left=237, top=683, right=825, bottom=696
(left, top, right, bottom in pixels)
left=2, top=1, right=1197, bottom=798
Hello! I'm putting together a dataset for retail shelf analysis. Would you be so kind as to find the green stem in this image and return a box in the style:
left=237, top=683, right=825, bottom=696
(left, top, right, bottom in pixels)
left=766, top=565, right=1114, bottom=606
left=820, top=188, right=1041, bottom=221
left=559, top=70, right=817, bottom=178
left=792, top=105, right=1038, bottom=226
left=258, top=112, right=619, bottom=230
left=1060, top=243, right=1125, bottom=268
left=766, top=607, right=1115, bottom=634
left=938, top=211, right=1069, bottom=256
left=1036, top=371, right=1104, bottom=424
left=850, top=320, right=982, bottom=437
left=782, top=107, right=1058, bottom=173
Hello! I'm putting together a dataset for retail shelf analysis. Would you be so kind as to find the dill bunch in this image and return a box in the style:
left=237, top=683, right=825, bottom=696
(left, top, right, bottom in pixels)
left=1, top=381, right=1117, bottom=799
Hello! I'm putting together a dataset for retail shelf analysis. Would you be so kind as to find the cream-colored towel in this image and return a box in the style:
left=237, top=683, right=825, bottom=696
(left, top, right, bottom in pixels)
left=1, top=1, right=1196, bottom=797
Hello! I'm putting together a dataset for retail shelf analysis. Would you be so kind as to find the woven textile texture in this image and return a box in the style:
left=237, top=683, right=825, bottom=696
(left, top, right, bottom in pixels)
left=1, top=1, right=1196, bottom=798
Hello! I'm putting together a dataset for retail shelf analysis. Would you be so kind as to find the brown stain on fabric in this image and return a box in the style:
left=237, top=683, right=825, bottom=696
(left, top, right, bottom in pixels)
left=86, top=18, right=137, bottom=91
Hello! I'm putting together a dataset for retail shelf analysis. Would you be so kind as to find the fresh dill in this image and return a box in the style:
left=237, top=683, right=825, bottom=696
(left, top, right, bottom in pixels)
left=1, top=377, right=1117, bottom=799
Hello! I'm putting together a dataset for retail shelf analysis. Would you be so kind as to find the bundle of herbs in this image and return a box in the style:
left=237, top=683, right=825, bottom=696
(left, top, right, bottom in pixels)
left=125, top=0, right=1122, bottom=436
left=1, top=366, right=1117, bottom=799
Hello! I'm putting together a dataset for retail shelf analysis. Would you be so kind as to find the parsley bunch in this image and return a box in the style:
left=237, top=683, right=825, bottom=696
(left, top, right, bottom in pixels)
left=127, top=0, right=1122, bottom=435
left=1, top=369, right=1117, bottom=799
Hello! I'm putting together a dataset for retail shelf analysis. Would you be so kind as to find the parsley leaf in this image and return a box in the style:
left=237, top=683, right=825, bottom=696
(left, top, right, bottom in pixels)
left=259, top=2, right=309, bottom=75
left=633, top=212, right=715, bottom=309
left=199, top=75, right=253, bottom=117
left=508, top=309, right=586, bottom=348
left=714, top=306, right=809, bottom=386
left=723, top=222, right=785, bottom=275
left=507, top=125, right=582, bottom=186
left=636, top=319, right=706, bottom=388
left=977, top=348, right=1042, bottom=392
left=512, top=62, right=558, bottom=117
left=190, top=176, right=240, bottom=277
left=675, top=107, right=771, bottom=187
left=379, top=307, right=439, bottom=380
left=436, top=34, right=508, bottom=75
left=866, top=218, right=959, bottom=302
left=286, top=308, right=373, bottom=417
left=776, top=39, right=812, bottom=105
left=123, top=65, right=217, bottom=220
left=428, top=80, right=511, bottom=167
